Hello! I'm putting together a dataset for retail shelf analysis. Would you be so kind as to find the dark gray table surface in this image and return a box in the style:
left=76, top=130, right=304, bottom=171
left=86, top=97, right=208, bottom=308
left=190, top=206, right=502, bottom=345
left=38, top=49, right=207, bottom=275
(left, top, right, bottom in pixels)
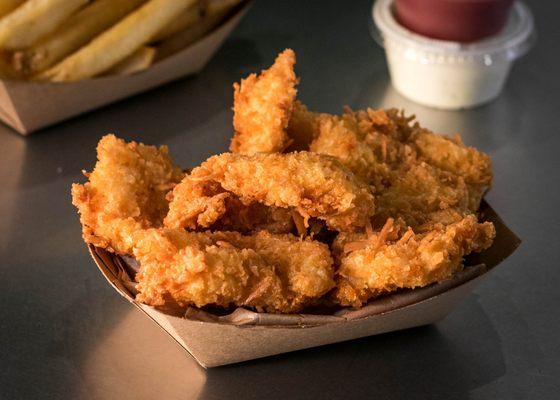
left=1, top=1, right=559, bottom=399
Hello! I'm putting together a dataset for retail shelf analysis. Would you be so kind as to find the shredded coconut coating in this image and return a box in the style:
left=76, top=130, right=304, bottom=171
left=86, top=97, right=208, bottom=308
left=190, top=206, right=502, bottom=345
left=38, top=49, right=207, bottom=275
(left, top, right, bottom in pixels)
left=71, top=134, right=183, bottom=254
left=411, top=130, right=493, bottom=211
left=374, top=162, right=472, bottom=231
left=134, top=229, right=334, bottom=313
left=230, top=49, right=298, bottom=154
left=333, top=215, right=495, bottom=307
left=162, top=173, right=295, bottom=234
left=165, top=151, right=375, bottom=232
left=301, top=105, right=492, bottom=225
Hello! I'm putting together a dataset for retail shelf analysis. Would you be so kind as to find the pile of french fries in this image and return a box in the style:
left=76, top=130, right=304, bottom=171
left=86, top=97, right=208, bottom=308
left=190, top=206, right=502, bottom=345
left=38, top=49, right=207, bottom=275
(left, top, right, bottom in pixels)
left=0, top=0, right=242, bottom=82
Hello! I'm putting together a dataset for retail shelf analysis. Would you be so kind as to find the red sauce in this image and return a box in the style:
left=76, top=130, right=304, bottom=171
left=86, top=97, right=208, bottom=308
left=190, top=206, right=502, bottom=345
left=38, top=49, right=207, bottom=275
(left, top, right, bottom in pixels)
left=394, top=0, right=514, bottom=42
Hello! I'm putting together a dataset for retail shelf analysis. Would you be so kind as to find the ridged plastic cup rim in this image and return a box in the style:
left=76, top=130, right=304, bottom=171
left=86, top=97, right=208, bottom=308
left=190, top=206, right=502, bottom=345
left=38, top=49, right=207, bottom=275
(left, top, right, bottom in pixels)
left=372, top=0, right=535, bottom=61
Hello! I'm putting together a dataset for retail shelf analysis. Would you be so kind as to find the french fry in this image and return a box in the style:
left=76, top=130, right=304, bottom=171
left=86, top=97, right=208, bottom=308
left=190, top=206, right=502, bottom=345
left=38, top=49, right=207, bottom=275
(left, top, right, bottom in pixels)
left=106, top=46, right=156, bottom=76
left=0, top=0, right=25, bottom=19
left=156, top=0, right=241, bottom=61
left=11, top=0, right=147, bottom=76
left=0, top=0, right=88, bottom=50
left=150, top=0, right=205, bottom=43
left=40, top=0, right=197, bottom=82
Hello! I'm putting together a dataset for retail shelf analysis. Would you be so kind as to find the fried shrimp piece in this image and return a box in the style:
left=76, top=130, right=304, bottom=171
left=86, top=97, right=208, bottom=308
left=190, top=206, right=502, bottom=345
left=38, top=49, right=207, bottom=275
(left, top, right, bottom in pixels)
left=351, top=113, right=477, bottom=230
left=71, top=134, right=183, bottom=255
left=305, top=105, right=492, bottom=213
left=310, top=113, right=378, bottom=183
left=165, top=152, right=375, bottom=232
left=366, top=108, right=492, bottom=201
left=374, top=162, right=472, bottom=231
left=411, top=130, right=493, bottom=211
left=308, top=107, right=417, bottom=190
left=333, top=215, right=495, bottom=307
left=230, top=49, right=298, bottom=154
left=133, top=229, right=335, bottom=313
left=350, top=106, right=492, bottom=210
left=309, top=112, right=407, bottom=190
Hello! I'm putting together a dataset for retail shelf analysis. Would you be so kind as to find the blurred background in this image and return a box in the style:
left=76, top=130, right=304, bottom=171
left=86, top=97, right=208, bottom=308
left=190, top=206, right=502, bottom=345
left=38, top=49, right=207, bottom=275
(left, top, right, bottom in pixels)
left=0, top=1, right=559, bottom=399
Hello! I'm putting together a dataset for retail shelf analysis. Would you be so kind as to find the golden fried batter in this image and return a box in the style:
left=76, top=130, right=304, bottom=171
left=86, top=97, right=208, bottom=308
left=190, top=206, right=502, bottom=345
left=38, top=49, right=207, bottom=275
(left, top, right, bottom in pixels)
left=411, top=130, right=493, bottom=211
left=230, top=49, right=298, bottom=154
left=165, top=152, right=375, bottom=232
left=307, top=107, right=470, bottom=231
left=71, top=134, right=183, bottom=254
left=134, top=229, right=334, bottom=313
left=303, top=104, right=491, bottom=216
left=306, top=107, right=416, bottom=191
left=310, top=113, right=390, bottom=190
left=333, top=215, right=495, bottom=307
left=162, top=171, right=295, bottom=233
left=346, top=106, right=492, bottom=211
left=72, top=49, right=497, bottom=315
left=374, top=162, right=472, bottom=231
left=347, top=106, right=416, bottom=144
left=162, top=177, right=230, bottom=230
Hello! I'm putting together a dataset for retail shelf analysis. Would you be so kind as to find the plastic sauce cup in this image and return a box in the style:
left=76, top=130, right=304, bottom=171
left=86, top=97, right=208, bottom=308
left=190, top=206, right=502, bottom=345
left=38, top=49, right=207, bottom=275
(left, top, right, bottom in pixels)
left=372, top=0, right=535, bottom=109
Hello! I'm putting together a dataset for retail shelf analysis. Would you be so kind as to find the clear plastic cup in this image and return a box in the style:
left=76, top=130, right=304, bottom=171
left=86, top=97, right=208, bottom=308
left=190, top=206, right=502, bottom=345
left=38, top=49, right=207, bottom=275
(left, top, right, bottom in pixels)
left=371, top=0, right=535, bottom=109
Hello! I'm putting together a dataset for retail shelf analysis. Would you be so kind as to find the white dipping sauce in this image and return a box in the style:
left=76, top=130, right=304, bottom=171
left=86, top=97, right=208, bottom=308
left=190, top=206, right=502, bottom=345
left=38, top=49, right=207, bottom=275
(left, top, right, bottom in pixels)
left=372, top=0, right=534, bottom=109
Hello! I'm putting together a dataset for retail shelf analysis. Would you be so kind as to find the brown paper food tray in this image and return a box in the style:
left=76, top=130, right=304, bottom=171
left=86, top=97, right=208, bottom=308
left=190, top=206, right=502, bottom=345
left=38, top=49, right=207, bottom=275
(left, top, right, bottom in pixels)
left=0, top=2, right=251, bottom=135
left=88, top=201, right=520, bottom=368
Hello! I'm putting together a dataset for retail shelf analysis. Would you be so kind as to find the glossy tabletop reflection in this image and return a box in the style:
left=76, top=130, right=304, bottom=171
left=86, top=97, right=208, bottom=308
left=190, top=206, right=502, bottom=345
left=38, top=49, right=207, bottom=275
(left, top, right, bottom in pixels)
left=1, top=1, right=559, bottom=399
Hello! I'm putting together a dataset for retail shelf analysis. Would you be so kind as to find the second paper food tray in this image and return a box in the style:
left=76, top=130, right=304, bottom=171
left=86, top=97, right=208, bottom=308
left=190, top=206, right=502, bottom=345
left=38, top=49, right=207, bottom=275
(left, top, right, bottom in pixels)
left=0, top=2, right=251, bottom=135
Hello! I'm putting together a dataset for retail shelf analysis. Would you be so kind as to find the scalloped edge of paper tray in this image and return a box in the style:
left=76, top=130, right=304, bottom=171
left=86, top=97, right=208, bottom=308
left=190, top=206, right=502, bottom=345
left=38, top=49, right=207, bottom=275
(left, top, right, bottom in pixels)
left=0, top=2, right=251, bottom=135
left=87, top=201, right=520, bottom=367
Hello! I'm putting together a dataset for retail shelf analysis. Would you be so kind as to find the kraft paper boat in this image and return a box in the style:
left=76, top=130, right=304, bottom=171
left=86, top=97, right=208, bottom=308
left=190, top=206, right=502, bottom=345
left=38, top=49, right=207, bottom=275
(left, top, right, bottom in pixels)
left=88, top=201, right=520, bottom=368
left=0, top=2, right=250, bottom=135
